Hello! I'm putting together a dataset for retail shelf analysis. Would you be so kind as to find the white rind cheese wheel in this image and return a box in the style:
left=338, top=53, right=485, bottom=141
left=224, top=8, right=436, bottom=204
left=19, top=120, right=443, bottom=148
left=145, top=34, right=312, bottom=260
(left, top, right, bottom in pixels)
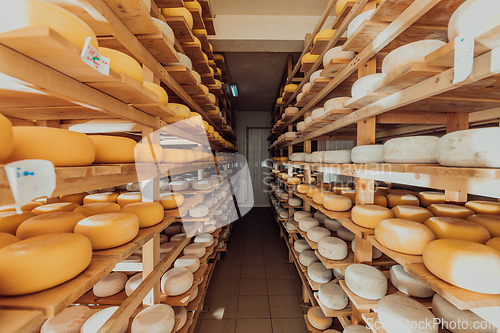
left=93, top=272, right=127, bottom=297
left=423, top=239, right=500, bottom=294
left=391, top=205, right=433, bottom=223
left=351, top=145, right=384, bottom=163
left=284, top=131, right=297, bottom=138
left=294, top=239, right=312, bottom=253
left=161, top=267, right=193, bottom=296
left=318, top=282, right=349, bottom=310
left=189, top=204, right=209, bottom=218
left=383, top=136, right=439, bottom=164
left=286, top=222, right=297, bottom=231
left=299, top=250, right=319, bottom=267
left=291, top=152, right=307, bottom=161
left=151, top=17, right=174, bottom=44
left=390, top=265, right=435, bottom=298
left=351, top=205, right=394, bottom=229
left=194, top=234, right=214, bottom=247
left=125, top=273, right=142, bottom=296
left=432, top=293, right=496, bottom=333
left=305, top=116, right=313, bottom=126
left=323, top=195, right=352, bottom=212
left=375, top=218, right=436, bottom=255
left=323, top=218, right=343, bottom=231
left=448, top=0, right=500, bottom=42
left=305, top=154, right=313, bottom=162
left=318, top=237, right=348, bottom=260
left=169, top=181, right=189, bottom=191
left=323, top=150, right=351, bottom=164
left=40, top=305, right=91, bottom=333
left=298, top=217, right=320, bottom=232
left=351, top=239, right=383, bottom=259
left=307, top=306, right=333, bottom=330
left=323, top=46, right=355, bottom=67
left=333, top=268, right=345, bottom=280
left=311, top=151, right=324, bottom=163
left=324, top=97, right=351, bottom=112
left=307, top=227, right=331, bottom=242
left=288, top=198, right=302, bottom=207
left=307, top=262, right=333, bottom=283
left=81, top=307, right=127, bottom=333
left=302, top=83, right=311, bottom=93
left=378, top=295, right=438, bottom=333
left=467, top=214, right=500, bottom=237
left=183, top=243, right=206, bottom=258
left=131, top=304, right=175, bottom=333
left=311, top=108, right=326, bottom=120
left=173, top=306, right=188, bottom=332
left=382, top=40, right=446, bottom=75
left=347, top=9, right=375, bottom=38
left=310, top=70, right=323, bottom=84
left=436, top=128, right=500, bottom=167
left=337, top=227, right=355, bottom=241
left=424, top=216, right=491, bottom=243
left=345, top=264, right=387, bottom=300
left=296, top=121, right=305, bottom=132
left=343, top=325, right=371, bottom=333
left=351, top=73, right=386, bottom=99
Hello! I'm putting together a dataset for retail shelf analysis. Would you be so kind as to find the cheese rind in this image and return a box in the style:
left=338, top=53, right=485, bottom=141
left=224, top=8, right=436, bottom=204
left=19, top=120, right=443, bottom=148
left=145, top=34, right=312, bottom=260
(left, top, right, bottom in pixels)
left=323, top=195, right=352, bottom=212
left=383, top=136, right=439, bottom=164
left=298, top=217, right=320, bottom=232
left=99, top=48, right=144, bottom=84
left=116, top=192, right=142, bottom=207
left=389, top=265, right=435, bottom=298
left=299, top=250, right=319, bottom=267
left=0, top=211, right=36, bottom=234
left=160, top=193, right=185, bottom=210
left=382, top=40, right=446, bottom=75
left=122, top=202, right=165, bottom=228
left=468, top=214, right=500, bottom=237
left=73, top=202, right=121, bottom=217
left=375, top=218, right=436, bottom=255
left=427, top=204, right=474, bottom=219
left=183, top=243, right=206, bottom=258
left=391, top=205, right=433, bottom=223
left=80, top=307, right=127, bottom=333
left=161, top=267, right=193, bottom=296
left=307, top=226, right=331, bottom=242
left=318, top=282, right=349, bottom=310
left=308, top=262, right=333, bottom=283
left=307, top=306, right=333, bottom=330
left=0, top=114, right=13, bottom=161
left=174, top=255, right=200, bottom=273
left=318, top=237, right=348, bottom=260
left=424, top=216, right=491, bottom=243
left=93, top=272, right=127, bottom=297
left=16, top=211, right=85, bottom=240
left=351, top=73, right=384, bottom=99
left=345, top=264, right=387, bottom=300
left=378, top=295, right=438, bottom=333
left=83, top=192, right=119, bottom=205
left=386, top=193, right=420, bottom=208
left=485, top=237, right=500, bottom=252
left=417, top=191, right=445, bottom=207
left=0, top=233, right=19, bottom=249
left=131, top=304, right=176, bottom=333
left=40, top=305, right=91, bottom=333
left=161, top=7, right=193, bottom=29
left=294, top=239, right=311, bottom=253
left=351, top=205, right=394, bottom=229
left=465, top=200, right=500, bottom=215
left=143, top=82, right=168, bottom=106
left=351, top=145, right=384, bottom=163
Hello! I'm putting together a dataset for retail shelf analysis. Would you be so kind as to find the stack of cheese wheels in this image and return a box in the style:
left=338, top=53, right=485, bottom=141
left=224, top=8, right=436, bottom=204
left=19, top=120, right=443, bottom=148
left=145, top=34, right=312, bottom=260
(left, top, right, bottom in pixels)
left=389, top=265, right=435, bottom=298
left=0, top=211, right=36, bottom=234
left=345, top=264, right=387, bottom=300
left=323, top=194, right=352, bottom=211
left=351, top=205, right=394, bottom=228
left=0, top=233, right=92, bottom=295
left=144, top=82, right=168, bottom=105
left=16, top=211, right=85, bottom=240
left=318, top=237, right=348, bottom=260
left=391, top=205, right=433, bottom=223
left=74, top=212, right=140, bottom=250
left=134, top=142, right=163, bottom=163
left=386, top=193, right=420, bottom=208
left=81, top=307, right=127, bottom=333
left=323, top=46, right=355, bottom=67
left=299, top=250, right=319, bottom=266
left=93, top=272, right=127, bottom=297
left=168, top=103, right=191, bottom=118
left=375, top=218, right=436, bottom=254
left=89, top=135, right=137, bottom=164
left=378, top=295, right=437, bottom=333
left=161, top=267, right=193, bottom=296
left=40, top=305, right=91, bottom=333
left=427, top=203, right=474, bottom=219
left=294, top=239, right=311, bottom=253
left=99, top=48, right=144, bottom=84
left=318, top=282, right=349, bottom=310
left=382, top=40, right=446, bottom=75
left=323, top=150, right=351, bottom=163
left=351, top=145, right=384, bottom=163
left=383, top=136, right=439, bottom=164
left=32, top=202, right=80, bottom=215
left=74, top=202, right=121, bottom=217
left=121, top=202, right=164, bottom=228
left=308, top=306, right=333, bottom=330
left=417, top=191, right=445, bottom=207
left=424, top=216, right=491, bottom=243
left=3, top=127, right=95, bottom=166
left=347, top=9, right=376, bottom=38
left=467, top=214, right=500, bottom=237
left=161, top=7, right=193, bottom=29
left=116, top=192, right=142, bottom=207
left=131, top=304, right=176, bottom=333
left=424, top=239, right=500, bottom=294
left=465, top=200, right=500, bottom=214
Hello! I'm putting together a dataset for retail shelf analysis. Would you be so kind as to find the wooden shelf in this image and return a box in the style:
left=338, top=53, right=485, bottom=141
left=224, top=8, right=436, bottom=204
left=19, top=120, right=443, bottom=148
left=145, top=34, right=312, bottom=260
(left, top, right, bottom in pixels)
left=367, top=236, right=423, bottom=266
left=0, top=310, right=44, bottom=333
left=165, top=16, right=196, bottom=43
left=313, top=293, right=352, bottom=318
left=363, top=313, right=452, bottom=333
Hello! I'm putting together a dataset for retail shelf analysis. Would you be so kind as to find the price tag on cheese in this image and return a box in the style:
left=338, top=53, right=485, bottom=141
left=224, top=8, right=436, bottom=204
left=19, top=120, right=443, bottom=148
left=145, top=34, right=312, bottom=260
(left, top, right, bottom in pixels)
left=453, top=35, right=474, bottom=84
left=80, top=36, right=110, bottom=75
left=5, top=160, right=56, bottom=213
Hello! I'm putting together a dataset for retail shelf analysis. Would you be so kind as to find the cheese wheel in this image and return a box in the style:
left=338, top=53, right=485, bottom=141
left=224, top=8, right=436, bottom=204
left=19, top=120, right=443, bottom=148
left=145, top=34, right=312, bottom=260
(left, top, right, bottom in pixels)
left=285, top=106, right=299, bottom=115
left=93, top=272, right=127, bottom=297
left=33, top=202, right=81, bottom=216
left=0, top=233, right=91, bottom=295
left=125, top=273, right=142, bottom=296
left=302, top=52, right=320, bottom=64
left=162, top=7, right=193, bottom=29
left=288, top=198, right=302, bottom=207
left=465, top=201, right=500, bottom=215
left=144, top=82, right=168, bottom=106
left=190, top=112, right=204, bottom=127
left=40, top=305, right=91, bottom=333
left=486, top=237, right=500, bottom=252
left=345, top=264, right=387, bottom=300
left=73, top=202, right=121, bottom=217
left=298, top=217, right=320, bottom=232
left=374, top=193, right=388, bottom=207
left=174, top=255, right=200, bottom=273
left=99, top=48, right=144, bottom=84
left=423, top=239, right=500, bottom=294
left=378, top=295, right=438, bottom=333
left=296, top=121, right=305, bottom=132
left=83, top=192, right=119, bottom=205
left=337, top=227, right=355, bottom=241
left=310, top=70, right=324, bottom=84
left=323, top=46, right=355, bottom=67
left=19, top=201, right=42, bottom=212
left=131, top=304, right=176, bottom=333
left=192, top=180, right=211, bottom=191
left=308, top=262, right=332, bottom=283
left=347, top=9, right=375, bottom=38
left=183, top=243, right=206, bottom=258
left=382, top=40, right=446, bottom=75
left=391, top=205, right=433, bottom=223
left=0, top=233, right=19, bottom=249
left=467, top=214, right=500, bottom=237
left=3, top=127, right=95, bottom=167
left=74, top=212, right=139, bottom=250
left=294, top=239, right=311, bottom=253
left=351, top=239, right=383, bottom=259
left=151, top=17, right=174, bottom=44
left=323, top=218, right=343, bottom=232
left=323, top=150, right=351, bottom=163
left=318, top=282, right=349, bottom=310
left=340, top=190, right=356, bottom=203
left=169, top=181, right=189, bottom=191
left=286, top=221, right=297, bottom=231
left=351, top=145, right=384, bottom=163
left=389, top=265, right=435, bottom=298
left=161, top=267, right=193, bottom=296
left=307, top=306, right=332, bottom=330
left=168, top=103, right=191, bottom=118
left=162, top=148, right=186, bottom=164
left=307, top=227, right=331, bottom=242
left=165, top=224, right=182, bottom=236
left=323, top=195, right=352, bottom=211
left=312, top=191, right=332, bottom=205
left=172, top=306, right=188, bottom=332
left=343, top=326, right=371, bottom=333
left=375, top=218, right=436, bottom=255
left=351, top=205, right=394, bottom=229
left=116, top=192, right=142, bottom=208
left=192, top=28, right=207, bottom=36
left=351, top=73, right=384, bottom=99
left=318, top=237, right=348, bottom=260
left=0, top=211, right=36, bottom=234
left=160, top=193, right=185, bottom=210
left=189, top=204, right=209, bottom=218
left=306, top=187, right=320, bottom=198
left=16, top=211, right=85, bottom=240
left=194, top=233, right=214, bottom=247
left=324, top=97, right=351, bottom=112
left=417, top=191, right=445, bottom=207
left=134, top=142, right=163, bottom=163
left=0, top=114, right=13, bottom=161
left=80, top=307, right=127, bottom=333
left=387, top=193, right=420, bottom=208
left=287, top=177, right=301, bottom=185
left=122, top=202, right=164, bottom=228
left=311, top=151, right=325, bottom=163
left=313, top=29, right=336, bottom=44
left=427, top=204, right=474, bottom=219
left=60, top=192, right=87, bottom=205
left=424, top=216, right=491, bottom=243
left=187, top=285, right=199, bottom=302
left=305, top=116, right=313, bottom=126
left=448, top=0, right=500, bottom=41
left=299, top=250, right=319, bottom=266
left=383, top=136, right=439, bottom=164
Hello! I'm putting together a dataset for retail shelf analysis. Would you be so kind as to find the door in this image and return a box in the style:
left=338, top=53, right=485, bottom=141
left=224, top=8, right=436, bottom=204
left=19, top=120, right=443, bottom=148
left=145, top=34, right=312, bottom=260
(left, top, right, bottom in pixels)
left=247, top=128, right=271, bottom=207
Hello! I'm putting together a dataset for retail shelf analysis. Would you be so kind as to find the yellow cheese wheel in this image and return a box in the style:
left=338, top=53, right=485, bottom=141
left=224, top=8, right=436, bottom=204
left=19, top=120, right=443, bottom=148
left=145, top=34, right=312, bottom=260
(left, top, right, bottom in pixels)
left=200, top=85, right=209, bottom=95
left=16, top=211, right=85, bottom=240
left=89, top=135, right=137, bottom=164
left=20, top=201, right=42, bottom=212
left=208, top=93, right=216, bottom=104
left=351, top=205, right=394, bottom=229
left=486, top=237, right=500, bottom=252
left=83, top=192, right=119, bottom=205
left=143, top=82, right=169, bottom=106
left=184, top=0, right=202, bottom=14
left=465, top=200, right=500, bottom=215
left=214, top=54, right=224, bottom=62
left=340, top=190, right=356, bottom=203
left=134, top=143, right=163, bottom=163
left=282, top=174, right=289, bottom=181
left=0, top=233, right=19, bottom=249
left=98, top=48, right=143, bottom=84
left=417, top=191, right=445, bottom=207
left=423, top=239, right=500, bottom=294
left=391, top=205, right=434, bottom=223
left=73, top=202, right=121, bottom=217
left=312, top=191, right=332, bottom=205
left=374, top=194, right=388, bottom=207
left=117, top=192, right=142, bottom=208
left=306, top=187, right=321, bottom=198
left=0, top=0, right=99, bottom=50
left=0, top=233, right=92, bottom=295
left=161, top=7, right=193, bottom=30
left=424, top=217, right=491, bottom=243
left=184, top=150, right=195, bottom=162
left=284, top=84, right=298, bottom=92
left=297, top=184, right=310, bottom=194
left=163, top=149, right=186, bottom=164
left=386, top=193, right=419, bottom=208
left=335, top=0, right=381, bottom=16
left=121, top=202, right=164, bottom=228
left=32, top=202, right=80, bottom=215
left=160, top=193, right=185, bottom=210
left=184, top=36, right=202, bottom=47
left=276, top=97, right=283, bottom=104
left=323, top=194, right=352, bottom=211
left=428, top=204, right=474, bottom=219
left=74, top=212, right=139, bottom=250
left=331, top=186, right=351, bottom=194
left=0, top=114, right=13, bottom=161
left=192, top=28, right=207, bottom=35
left=375, top=218, right=436, bottom=255
left=60, top=193, right=88, bottom=205
left=190, top=112, right=204, bottom=127
left=202, top=120, right=209, bottom=131
left=3, top=127, right=95, bottom=167
left=301, top=53, right=319, bottom=64
left=168, top=103, right=191, bottom=119
left=467, top=214, right=500, bottom=237
left=287, top=177, right=301, bottom=185
left=313, top=29, right=336, bottom=44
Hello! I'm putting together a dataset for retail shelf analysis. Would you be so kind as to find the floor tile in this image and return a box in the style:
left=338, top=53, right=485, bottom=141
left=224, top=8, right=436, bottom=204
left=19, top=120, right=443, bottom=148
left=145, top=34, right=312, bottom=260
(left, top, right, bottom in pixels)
left=201, top=295, right=238, bottom=319
left=214, top=263, right=241, bottom=279
left=264, top=252, right=289, bottom=265
left=235, top=319, right=272, bottom=333
left=242, top=253, right=265, bottom=265
left=239, top=278, right=267, bottom=295
left=237, top=296, right=270, bottom=319
left=291, top=278, right=303, bottom=295
left=207, top=278, right=240, bottom=296
left=266, top=278, right=297, bottom=295
left=265, top=264, right=293, bottom=279
left=197, top=319, right=236, bottom=333
left=241, top=264, right=266, bottom=279
left=269, top=295, right=305, bottom=318
left=271, top=318, right=308, bottom=333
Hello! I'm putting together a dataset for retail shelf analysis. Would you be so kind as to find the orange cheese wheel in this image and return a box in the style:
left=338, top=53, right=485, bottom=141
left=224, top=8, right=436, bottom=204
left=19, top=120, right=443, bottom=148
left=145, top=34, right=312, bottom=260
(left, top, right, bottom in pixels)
left=98, top=48, right=144, bottom=84
left=117, top=192, right=143, bottom=208
left=297, top=184, right=310, bottom=194
left=121, top=202, right=164, bottom=228
left=83, top=192, right=119, bottom=204
left=312, top=191, right=333, bottom=205
left=73, top=202, right=121, bottom=217
left=89, top=135, right=137, bottom=164
left=0, top=233, right=19, bottom=249
left=306, top=187, right=321, bottom=198
left=340, top=190, right=356, bottom=203
left=32, top=202, right=80, bottom=215
left=0, top=205, right=16, bottom=213
left=374, top=194, right=388, bottom=207
left=60, top=193, right=88, bottom=205
left=160, top=193, right=185, bottom=210
left=288, top=177, right=301, bottom=185
left=391, top=205, right=434, bottom=223
left=163, top=149, right=186, bottom=164
left=465, top=200, right=500, bottom=215
left=20, top=202, right=42, bottom=212
left=386, top=193, right=419, bottom=208
left=143, top=82, right=168, bottom=106
left=331, top=186, right=351, bottom=194
left=467, top=214, right=500, bottom=237
left=0, top=114, right=13, bottom=161
left=375, top=218, right=436, bottom=255
left=74, top=212, right=140, bottom=250
left=134, top=143, right=163, bottom=163
left=428, top=204, right=474, bottom=219
left=424, top=217, right=491, bottom=244
left=417, top=191, right=445, bottom=207
left=351, top=205, right=393, bottom=229
left=0, top=233, right=92, bottom=295
left=486, top=237, right=500, bottom=252
left=16, top=211, right=85, bottom=240
left=322, top=195, right=352, bottom=212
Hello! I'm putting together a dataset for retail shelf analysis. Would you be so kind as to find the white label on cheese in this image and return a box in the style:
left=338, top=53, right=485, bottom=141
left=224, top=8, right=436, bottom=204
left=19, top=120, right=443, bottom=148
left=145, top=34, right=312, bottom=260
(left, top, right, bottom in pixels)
left=80, top=37, right=110, bottom=75
left=5, top=160, right=56, bottom=213
left=453, top=36, right=474, bottom=84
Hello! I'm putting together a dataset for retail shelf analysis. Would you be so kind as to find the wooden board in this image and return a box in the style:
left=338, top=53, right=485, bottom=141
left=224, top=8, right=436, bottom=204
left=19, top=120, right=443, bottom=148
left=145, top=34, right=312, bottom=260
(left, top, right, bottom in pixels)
left=193, top=61, right=212, bottom=75
left=165, top=66, right=199, bottom=85
left=338, top=218, right=375, bottom=239
left=300, top=59, right=318, bottom=74
left=164, top=16, right=196, bottom=43
left=0, top=310, right=44, bottom=333
left=187, top=7, right=206, bottom=30
left=194, top=33, right=211, bottom=51
left=130, top=102, right=175, bottom=119
left=367, top=236, right=423, bottom=266
left=201, top=74, right=216, bottom=85
left=155, top=0, right=184, bottom=7
left=204, top=18, right=216, bottom=35
left=313, top=293, right=353, bottom=318
left=316, top=250, right=355, bottom=269
left=321, top=59, right=352, bottom=78
left=183, top=44, right=207, bottom=63
left=103, top=0, right=158, bottom=34
left=332, top=2, right=355, bottom=29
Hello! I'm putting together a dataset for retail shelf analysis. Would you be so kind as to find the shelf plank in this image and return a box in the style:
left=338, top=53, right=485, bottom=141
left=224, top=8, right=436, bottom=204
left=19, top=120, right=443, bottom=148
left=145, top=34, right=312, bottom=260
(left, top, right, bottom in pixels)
left=165, top=66, right=199, bottom=85
left=201, top=74, right=216, bottom=85
left=321, top=59, right=352, bottom=78
left=0, top=310, right=44, bottom=333
left=316, top=250, right=355, bottom=269
left=165, top=16, right=196, bottom=43
left=300, top=59, right=318, bottom=74
left=338, top=218, right=374, bottom=239
left=155, top=0, right=184, bottom=7
left=103, top=0, right=158, bottom=35
left=332, top=2, right=355, bottom=29
left=367, top=236, right=424, bottom=266
left=363, top=312, right=452, bottom=333
left=193, top=61, right=212, bottom=75
left=187, top=8, right=206, bottom=31
left=314, top=293, right=353, bottom=318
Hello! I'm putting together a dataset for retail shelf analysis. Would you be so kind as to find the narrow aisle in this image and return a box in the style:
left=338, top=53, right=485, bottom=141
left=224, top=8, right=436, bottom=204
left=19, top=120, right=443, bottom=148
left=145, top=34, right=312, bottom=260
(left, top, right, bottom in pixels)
left=195, top=207, right=309, bottom=333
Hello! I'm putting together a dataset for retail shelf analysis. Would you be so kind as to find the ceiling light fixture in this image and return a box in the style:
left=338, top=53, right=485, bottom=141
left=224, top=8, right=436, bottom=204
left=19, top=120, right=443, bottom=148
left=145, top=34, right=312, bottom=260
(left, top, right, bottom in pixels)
left=230, top=84, right=238, bottom=97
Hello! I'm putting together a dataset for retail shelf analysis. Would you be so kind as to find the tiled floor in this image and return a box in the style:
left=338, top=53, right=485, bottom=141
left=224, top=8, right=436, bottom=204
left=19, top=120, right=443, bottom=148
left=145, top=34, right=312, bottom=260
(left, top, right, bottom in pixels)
left=194, top=207, right=309, bottom=333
